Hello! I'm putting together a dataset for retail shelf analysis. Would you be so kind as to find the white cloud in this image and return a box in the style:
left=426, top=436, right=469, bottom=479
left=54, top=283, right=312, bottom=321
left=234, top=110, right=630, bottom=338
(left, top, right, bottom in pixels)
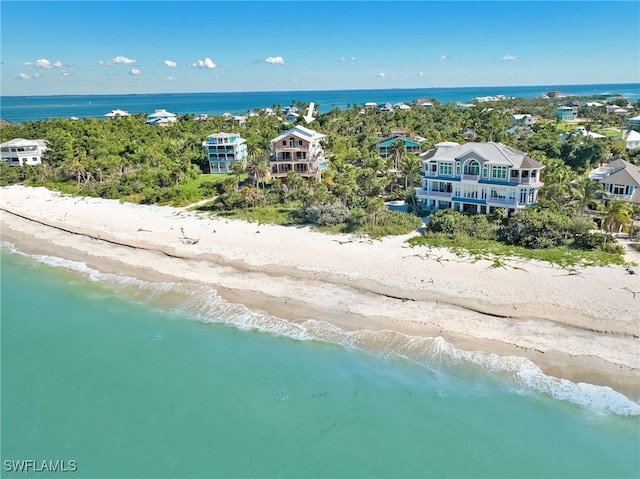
left=377, top=72, right=386, bottom=78
left=19, top=73, right=31, bottom=80
left=164, top=60, right=177, bottom=68
left=130, top=68, right=141, bottom=75
left=190, top=57, right=216, bottom=69
left=164, top=76, right=176, bottom=81
left=37, top=58, right=63, bottom=68
left=439, top=55, right=447, bottom=61
left=418, top=71, right=424, bottom=77
left=23, top=58, right=65, bottom=68
left=33, top=73, right=41, bottom=78
left=100, top=56, right=136, bottom=66
left=60, top=71, right=71, bottom=78
left=339, top=56, right=356, bottom=62
left=265, top=56, right=285, bottom=65
left=502, top=54, right=517, bottom=62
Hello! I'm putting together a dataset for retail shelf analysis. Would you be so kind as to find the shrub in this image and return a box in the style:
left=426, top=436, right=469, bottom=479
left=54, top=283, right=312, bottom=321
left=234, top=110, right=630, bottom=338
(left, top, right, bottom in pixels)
left=426, top=209, right=496, bottom=240
left=304, top=202, right=351, bottom=226
left=573, top=231, right=609, bottom=250
left=498, top=209, right=578, bottom=249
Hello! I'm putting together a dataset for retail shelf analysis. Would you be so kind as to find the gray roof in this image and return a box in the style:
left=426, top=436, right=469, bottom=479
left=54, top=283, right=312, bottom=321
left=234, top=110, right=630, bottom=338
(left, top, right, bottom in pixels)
left=419, top=142, right=542, bottom=169
left=599, top=162, right=640, bottom=188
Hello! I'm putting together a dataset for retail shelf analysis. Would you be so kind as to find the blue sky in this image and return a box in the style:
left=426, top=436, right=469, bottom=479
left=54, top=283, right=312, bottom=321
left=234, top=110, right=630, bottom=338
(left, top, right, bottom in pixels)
left=2, top=1, right=639, bottom=96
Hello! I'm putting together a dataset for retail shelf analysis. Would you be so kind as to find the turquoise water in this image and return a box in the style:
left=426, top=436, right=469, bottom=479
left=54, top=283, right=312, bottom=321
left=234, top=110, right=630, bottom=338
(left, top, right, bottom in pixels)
left=2, top=246, right=639, bottom=478
left=1, top=83, right=638, bottom=123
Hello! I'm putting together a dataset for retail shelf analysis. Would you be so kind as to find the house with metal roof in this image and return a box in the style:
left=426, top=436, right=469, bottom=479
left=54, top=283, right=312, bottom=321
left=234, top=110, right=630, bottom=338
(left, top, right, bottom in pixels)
left=104, top=109, right=131, bottom=119
left=0, top=138, right=47, bottom=167
left=146, top=109, right=177, bottom=126
left=202, top=132, right=248, bottom=174
left=270, top=125, right=327, bottom=180
left=376, top=135, right=422, bottom=159
left=416, top=142, right=544, bottom=215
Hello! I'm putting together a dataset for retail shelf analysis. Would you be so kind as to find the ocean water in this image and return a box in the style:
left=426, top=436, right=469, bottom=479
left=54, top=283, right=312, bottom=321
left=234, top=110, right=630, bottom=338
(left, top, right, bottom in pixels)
left=1, top=244, right=639, bottom=478
left=1, top=83, right=638, bottom=123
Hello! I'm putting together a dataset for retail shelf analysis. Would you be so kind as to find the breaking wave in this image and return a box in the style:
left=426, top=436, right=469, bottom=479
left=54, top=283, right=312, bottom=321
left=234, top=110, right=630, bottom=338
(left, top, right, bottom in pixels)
left=4, top=241, right=639, bottom=417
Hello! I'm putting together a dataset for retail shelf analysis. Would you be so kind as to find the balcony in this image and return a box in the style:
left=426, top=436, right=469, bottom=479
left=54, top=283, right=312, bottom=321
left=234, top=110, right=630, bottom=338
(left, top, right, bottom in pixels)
left=461, top=174, right=479, bottom=182
left=486, top=197, right=517, bottom=207
left=416, top=189, right=452, bottom=199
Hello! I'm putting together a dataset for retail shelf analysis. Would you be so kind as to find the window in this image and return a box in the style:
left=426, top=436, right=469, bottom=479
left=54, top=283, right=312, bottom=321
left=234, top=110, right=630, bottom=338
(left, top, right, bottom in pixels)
left=612, top=185, right=626, bottom=195
left=465, top=161, right=480, bottom=175
left=456, top=164, right=461, bottom=176
left=439, top=162, right=453, bottom=175
left=296, top=152, right=306, bottom=160
left=492, top=166, right=507, bottom=180
left=282, top=140, right=287, bottom=145
left=482, top=166, right=488, bottom=178
left=490, top=189, right=505, bottom=200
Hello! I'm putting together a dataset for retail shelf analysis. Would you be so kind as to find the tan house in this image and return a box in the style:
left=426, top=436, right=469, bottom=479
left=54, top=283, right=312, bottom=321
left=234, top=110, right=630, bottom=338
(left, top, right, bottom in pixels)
left=270, top=126, right=327, bottom=180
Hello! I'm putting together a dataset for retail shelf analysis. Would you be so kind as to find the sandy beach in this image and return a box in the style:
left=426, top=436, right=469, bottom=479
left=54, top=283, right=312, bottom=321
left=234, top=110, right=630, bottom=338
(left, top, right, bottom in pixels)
left=1, top=185, right=639, bottom=399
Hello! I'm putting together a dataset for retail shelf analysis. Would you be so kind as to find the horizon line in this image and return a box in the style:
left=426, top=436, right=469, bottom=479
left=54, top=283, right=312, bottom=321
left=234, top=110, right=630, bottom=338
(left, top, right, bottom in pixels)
left=2, top=82, right=639, bottom=99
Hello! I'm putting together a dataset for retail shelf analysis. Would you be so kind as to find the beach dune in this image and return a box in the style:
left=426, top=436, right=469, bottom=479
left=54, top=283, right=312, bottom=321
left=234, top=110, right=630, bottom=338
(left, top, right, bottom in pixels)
left=1, top=185, right=638, bottom=399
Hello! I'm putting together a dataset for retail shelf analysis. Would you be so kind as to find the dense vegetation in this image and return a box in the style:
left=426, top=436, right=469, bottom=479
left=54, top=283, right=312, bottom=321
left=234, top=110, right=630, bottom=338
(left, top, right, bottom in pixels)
left=2, top=95, right=639, bottom=260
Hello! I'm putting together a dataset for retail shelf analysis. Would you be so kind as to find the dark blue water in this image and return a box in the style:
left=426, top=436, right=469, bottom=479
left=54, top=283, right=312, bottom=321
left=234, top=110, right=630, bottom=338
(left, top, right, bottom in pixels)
left=1, top=83, right=638, bottom=123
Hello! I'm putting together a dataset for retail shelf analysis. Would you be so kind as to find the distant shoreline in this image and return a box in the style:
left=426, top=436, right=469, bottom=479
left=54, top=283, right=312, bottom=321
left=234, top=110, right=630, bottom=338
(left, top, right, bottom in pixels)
left=2, top=82, right=639, bottom=99
left=2, top=82, right=638, bottom=123
left=1, top=185, right=638, bottom=401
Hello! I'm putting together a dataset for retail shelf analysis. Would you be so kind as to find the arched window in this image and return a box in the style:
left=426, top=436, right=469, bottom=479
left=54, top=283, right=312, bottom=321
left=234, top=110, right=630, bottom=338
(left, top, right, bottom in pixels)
left=465, top=160, right=480, bottom=175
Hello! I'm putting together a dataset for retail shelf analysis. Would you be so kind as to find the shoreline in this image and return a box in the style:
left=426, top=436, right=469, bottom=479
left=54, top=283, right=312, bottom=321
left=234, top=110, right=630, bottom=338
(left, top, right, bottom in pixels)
left=1, top=185, right=639, bottom=400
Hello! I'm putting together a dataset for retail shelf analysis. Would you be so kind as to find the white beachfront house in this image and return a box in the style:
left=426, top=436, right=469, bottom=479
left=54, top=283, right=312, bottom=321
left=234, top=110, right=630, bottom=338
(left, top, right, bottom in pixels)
left=203, top=132, right=248, bottom=174
left=146, top=109, right=177, bottom=126
left=270, top=125, right=327, bottom=180
left=104, top=109, right=131, bottom=119
left=416, top=142, right=544, bottom=215
left=0, top=138, right=47, bottom=167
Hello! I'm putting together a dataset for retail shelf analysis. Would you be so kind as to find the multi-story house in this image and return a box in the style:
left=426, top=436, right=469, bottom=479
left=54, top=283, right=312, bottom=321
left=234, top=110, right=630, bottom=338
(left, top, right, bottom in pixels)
left=416, top=142, right=544, bottom=215
left=270, top=125, right=326, bottom=180
left=0, top=138, right=47, bottom=167
left=589, top=159, right=640, bottom=205
left=202, top=132, right=248, bottom=174
left=556, top=105, right=578, bottom=121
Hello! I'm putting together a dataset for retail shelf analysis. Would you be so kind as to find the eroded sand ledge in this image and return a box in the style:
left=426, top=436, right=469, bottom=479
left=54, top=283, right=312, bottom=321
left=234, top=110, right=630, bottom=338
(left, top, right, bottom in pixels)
left=1, top=185, right=639, bottom=399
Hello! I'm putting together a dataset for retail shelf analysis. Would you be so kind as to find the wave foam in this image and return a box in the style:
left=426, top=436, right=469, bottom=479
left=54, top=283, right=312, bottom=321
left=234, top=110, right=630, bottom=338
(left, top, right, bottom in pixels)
left=4, top=243, right=639, bottom=417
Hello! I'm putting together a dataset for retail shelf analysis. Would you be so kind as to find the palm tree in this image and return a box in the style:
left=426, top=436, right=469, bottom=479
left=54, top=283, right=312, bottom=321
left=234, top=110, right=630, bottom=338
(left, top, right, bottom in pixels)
left=389, top=140, right=406, bottom=172
left=569, top=178, right=607, bottom=216
left=598, top=199, right=633, bottom=236
left=400, top=154, right=421, bottom=212
left=365, top=196, right=385, bottom=227
left=231, top=161, right=245, bottom=185
left=246, top=152, right=269, bottom=189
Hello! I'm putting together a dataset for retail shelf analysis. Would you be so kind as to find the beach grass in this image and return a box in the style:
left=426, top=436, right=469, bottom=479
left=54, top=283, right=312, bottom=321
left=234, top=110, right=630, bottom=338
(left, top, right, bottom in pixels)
left=407, top=233, right=629, bottom=270
left=213, top=204, right=301, bottom=225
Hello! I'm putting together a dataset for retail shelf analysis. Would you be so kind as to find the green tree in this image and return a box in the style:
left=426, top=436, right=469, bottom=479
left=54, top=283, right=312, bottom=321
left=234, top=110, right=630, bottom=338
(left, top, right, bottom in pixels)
left=598, top=199, right=632, bottom=235
left=569, top=178, right=607, bottom=216
left=246, top=152, right=269, bottom=188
